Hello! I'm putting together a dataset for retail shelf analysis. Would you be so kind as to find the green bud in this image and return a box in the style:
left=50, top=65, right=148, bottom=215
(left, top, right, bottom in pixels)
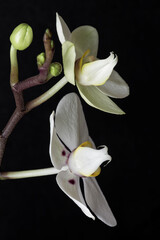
left=49, top=62, right=62, bottom=77
left=51, top=40, right=54, bottom=50
left=45, top=28, right=52, bottom=38
left=10, top=23, right=33, bottom=50
left=37, top=52, right=45, bottom=67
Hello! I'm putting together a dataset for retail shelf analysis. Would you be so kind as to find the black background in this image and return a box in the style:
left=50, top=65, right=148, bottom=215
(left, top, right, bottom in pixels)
left=0, top=0, right=159, bottom=239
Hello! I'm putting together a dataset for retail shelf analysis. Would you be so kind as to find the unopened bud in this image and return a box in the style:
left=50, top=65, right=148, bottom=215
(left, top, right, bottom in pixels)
left=37, top=52, right=45, bottom=67
left=51, top=40, right=54, bottom=50
left=49, top=62, right=62, bottom=77
left=10, top=23, right=33, bottom=50
left=45, top=28, right=52, bottom=38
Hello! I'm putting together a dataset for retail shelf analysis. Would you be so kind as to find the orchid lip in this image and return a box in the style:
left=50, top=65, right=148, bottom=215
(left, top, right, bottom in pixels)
left=67, top=141, right=110, bottom=177
left=66, top=148, right=83, bottom=177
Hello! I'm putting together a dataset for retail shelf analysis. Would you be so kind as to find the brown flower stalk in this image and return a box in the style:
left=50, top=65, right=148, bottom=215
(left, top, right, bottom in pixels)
left=0, top=29, right=55, bottom=166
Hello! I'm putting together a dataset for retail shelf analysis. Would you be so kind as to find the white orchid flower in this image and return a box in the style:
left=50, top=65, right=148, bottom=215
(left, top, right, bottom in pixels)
left=49, top=92, right=117, bottom=226
left=0, top=92, right=117, bottom=226
left=56, top=13, right=129, bottom=115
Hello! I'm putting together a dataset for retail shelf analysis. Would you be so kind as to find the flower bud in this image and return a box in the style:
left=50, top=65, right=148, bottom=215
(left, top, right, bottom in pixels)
left=10, top=23, right=33, bottom=50
left=49, top=62, right=62, bottom=77
left=51, top=40, right=54, bottom=50
left=37, top=52, right=45, bottom=67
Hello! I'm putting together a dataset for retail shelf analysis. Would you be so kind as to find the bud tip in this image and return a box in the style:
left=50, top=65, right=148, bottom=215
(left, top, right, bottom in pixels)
left=37, top=52, right=45, bottom=67
left=50, top=62, right=62, bottom=77
left=10, top=23, right=33, bottom=50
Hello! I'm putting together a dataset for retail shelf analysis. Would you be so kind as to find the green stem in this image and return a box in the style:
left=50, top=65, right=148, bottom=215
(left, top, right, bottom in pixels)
left=0, top=166, right=67, bottom=180
left=10, top=45, right=19, bottom=86
left=25, top=77, right=68, bottom=112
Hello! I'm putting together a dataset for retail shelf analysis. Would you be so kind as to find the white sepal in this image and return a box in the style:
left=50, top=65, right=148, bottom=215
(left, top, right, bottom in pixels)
left=77, top=82, right=125, bottom=114
left=49, top=111, right=70, bottom=169
left=56, top=13, right=71, bottom=44
left=55, top=93, right=90, bottom=151
left=71, top=25, right=99, bottom=59
left=62, top=41, right=76, bottom=85
left=56, top=169, right=95, bottom=220
left=97, top=70, right=130, bottom=98
left=83, top=177, right=117, bottom=226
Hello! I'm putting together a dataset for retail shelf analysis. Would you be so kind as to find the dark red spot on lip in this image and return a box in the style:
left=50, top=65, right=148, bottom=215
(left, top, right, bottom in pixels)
left=68, top=179, right=75, bottom=185
left=62, top=150, right=66, bottom=156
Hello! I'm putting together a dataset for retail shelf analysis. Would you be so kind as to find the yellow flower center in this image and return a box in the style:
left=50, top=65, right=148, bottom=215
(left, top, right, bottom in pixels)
left=79, top=50, right=90, bottom=69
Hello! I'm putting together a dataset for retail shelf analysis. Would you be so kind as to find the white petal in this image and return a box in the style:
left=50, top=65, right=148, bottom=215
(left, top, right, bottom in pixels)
left=77, top=82, right=125, bottom=114
left=62, top=41, right=76, bottom=85
left=56, top=170, right=95, bottom=220
left=71, top=26, right=99, bottom=59
left=97, top=70, right=130, bottom=98
left=83, top=177, right=117, bottom=226
left=56, top=13, right=71, bottom=44
left=49, top=111, right=70, bottom=169
left=68, top=145, right=111, bottom=177
left=77, top=52, right=118, bottom=86
left=55, top=93, right=90, bottom=151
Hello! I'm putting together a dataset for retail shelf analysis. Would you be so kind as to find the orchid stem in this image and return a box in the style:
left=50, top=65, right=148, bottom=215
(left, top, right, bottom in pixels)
left=10, top=45, right=19, bottom=86
left=0, top=29, right=59, bottom=166
left=0, top=77, right=67, bottom=165
left=0, top=167, right=61, bottom=180
left=26, top=77, right=68, bottom=112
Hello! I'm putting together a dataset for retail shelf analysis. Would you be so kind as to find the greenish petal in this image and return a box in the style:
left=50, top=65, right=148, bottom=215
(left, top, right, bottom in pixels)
left=77, top=82, right=125, bottom=115
left=71, top=26, right=99, bottom=59
left=56, top=13, right=71, bottom=44
left=97, top=70, right=130, bottom=99
left=62, top=41, right=76, bottom=85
